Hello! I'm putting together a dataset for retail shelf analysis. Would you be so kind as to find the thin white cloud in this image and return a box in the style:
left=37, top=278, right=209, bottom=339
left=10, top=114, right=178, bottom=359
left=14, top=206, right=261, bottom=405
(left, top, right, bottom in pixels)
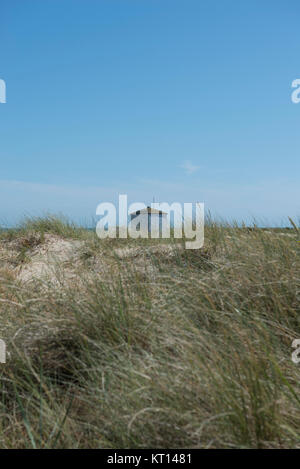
left=180, top=160, right=200, bottom=175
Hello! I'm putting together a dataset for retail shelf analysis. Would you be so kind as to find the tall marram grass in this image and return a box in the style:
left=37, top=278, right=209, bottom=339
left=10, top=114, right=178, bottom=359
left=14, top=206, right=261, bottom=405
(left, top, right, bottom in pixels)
left=0, top=216, right=299, bottom=448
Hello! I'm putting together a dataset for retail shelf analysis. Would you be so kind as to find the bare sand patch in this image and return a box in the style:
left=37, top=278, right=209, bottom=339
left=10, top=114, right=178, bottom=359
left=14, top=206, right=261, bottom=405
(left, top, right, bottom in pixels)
left=15, top=234, right=84, bottom=285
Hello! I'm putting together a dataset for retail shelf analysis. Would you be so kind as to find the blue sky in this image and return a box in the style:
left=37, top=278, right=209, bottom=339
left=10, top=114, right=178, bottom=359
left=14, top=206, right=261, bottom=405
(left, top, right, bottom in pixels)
left=0, top=0, right=299, bottom=225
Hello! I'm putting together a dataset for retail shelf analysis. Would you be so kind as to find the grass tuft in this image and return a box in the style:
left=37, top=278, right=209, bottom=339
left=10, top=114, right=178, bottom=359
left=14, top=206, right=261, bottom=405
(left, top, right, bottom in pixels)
left=0, top=216, right=299, bottom=448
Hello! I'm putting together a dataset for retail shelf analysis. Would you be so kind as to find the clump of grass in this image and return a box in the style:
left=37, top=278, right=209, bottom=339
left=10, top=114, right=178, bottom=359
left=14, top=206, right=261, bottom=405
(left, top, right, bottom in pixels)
left=0, top=215, right=91, bottom=243
left=0, top=217, right=299, bottom=448
left=18, top=215, right=89, bottom=239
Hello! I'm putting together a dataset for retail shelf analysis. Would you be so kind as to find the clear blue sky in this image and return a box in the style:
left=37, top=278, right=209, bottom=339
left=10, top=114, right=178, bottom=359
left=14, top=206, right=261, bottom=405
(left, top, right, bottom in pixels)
left=0, top=0, right=299, bottom=225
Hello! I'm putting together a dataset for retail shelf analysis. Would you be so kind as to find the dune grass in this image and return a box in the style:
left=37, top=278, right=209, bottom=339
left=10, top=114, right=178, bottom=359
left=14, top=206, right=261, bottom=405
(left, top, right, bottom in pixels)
left=0, top=216, right=299, bottom=448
